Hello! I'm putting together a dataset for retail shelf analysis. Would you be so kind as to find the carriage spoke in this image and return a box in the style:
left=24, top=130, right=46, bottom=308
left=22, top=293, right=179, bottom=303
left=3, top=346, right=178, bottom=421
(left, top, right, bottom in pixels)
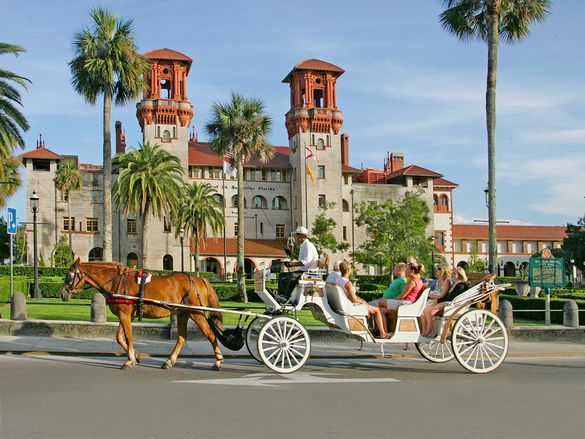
left=288, top=346, right=305, bottom=358
left=482, top=343, right=500, bottom=360
left=482, top=318, right=496, bottom=337
left=484, top=340, right=505, bottom=350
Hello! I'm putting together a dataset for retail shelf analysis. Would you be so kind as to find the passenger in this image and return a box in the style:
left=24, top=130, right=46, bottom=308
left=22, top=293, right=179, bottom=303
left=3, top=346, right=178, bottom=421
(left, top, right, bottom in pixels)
left=378, top=262, right=407, bottom=310
left=421, top=267, right=471, bottom=337
left=326, top=260, right=343, bottom=285
left=381, top=262, right=426, bottom=314
left=420, top=264, right=452, bottom=336
left=335, top=261, right=388, bottom=338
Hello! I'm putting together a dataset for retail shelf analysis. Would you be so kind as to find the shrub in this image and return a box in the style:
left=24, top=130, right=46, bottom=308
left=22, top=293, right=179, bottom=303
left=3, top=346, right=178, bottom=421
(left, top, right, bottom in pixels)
left=356, top=274, right=392, bottom=286
left=357, top=283, right=386, bottom=292
left=500, top=294, right=585, bottom=324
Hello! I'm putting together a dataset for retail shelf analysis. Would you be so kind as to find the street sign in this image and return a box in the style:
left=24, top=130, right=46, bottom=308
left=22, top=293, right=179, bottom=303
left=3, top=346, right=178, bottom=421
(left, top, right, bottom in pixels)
left=529, top=256, right=566, bottom=289
left=7, top=207, right=17, bottom=235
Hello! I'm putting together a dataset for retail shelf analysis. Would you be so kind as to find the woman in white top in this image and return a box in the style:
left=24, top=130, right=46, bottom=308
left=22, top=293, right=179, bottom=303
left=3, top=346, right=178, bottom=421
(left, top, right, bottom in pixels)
left=336, top=261, right=388, bottom=338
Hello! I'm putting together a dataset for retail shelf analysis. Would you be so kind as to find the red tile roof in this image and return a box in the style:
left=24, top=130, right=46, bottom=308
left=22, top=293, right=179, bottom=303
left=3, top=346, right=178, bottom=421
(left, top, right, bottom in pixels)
left=144, top=48, right=192, bottom=73
left=453, top=224, right=567, bottom=240
left=19, top=147, right=63, bottom=160
left=342, top=164, right=361, bottom=173
left=188, top=142, right=290, bottom=169
left=387, top=165, right=443, bottom=180
left=79, top=164, right=103, bottom=172
left=283, top=59, right=344, bottom=82
left=433, top=177, right=458, bottom=188
left=194, top=238, right=287, bottom=257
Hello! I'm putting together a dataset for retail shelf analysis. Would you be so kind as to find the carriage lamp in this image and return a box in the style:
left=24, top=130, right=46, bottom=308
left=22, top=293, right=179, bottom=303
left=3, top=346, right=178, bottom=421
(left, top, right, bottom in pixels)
left=180, top=228, right=185, bottom=272
left=30, top=191, right=41, bottom=298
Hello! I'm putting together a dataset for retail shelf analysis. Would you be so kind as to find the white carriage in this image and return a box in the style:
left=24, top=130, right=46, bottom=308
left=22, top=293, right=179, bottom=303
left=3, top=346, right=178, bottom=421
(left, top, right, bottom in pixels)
left=248, top=268, right=510, bottom=374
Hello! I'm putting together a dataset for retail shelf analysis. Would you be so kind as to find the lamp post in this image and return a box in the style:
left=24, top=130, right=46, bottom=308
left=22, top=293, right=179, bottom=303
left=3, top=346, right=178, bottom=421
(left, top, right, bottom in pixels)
left=30, top=191, right=41, bottom=298
left=180, top=228, right=185, bottom=272
left=570, top=259, right=575, bottom=285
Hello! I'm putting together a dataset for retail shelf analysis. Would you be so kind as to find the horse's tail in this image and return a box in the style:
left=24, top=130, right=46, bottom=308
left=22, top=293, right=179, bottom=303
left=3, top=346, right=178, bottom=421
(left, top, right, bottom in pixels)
left=202, top=277, right=223, bottom=330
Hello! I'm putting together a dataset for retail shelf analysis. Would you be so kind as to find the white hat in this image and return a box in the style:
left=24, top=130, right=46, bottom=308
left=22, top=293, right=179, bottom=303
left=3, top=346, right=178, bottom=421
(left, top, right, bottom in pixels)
left=295, top=226, right=309, bottom=236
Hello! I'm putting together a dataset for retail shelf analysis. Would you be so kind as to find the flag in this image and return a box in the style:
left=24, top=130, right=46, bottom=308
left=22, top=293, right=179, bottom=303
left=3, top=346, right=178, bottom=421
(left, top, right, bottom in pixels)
left=223, top=150, right=236, bottom=178
left=305, top=146, right=318, bottom=183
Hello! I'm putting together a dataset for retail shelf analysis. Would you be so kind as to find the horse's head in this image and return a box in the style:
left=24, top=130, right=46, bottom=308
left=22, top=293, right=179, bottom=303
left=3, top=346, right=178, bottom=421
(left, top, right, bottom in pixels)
left=61, top=257, right=86, bottom=301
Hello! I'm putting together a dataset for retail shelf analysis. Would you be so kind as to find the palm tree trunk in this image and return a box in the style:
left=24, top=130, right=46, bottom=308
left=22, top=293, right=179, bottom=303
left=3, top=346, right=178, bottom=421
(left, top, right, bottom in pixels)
left=142, top=213, right=149, bottom=268
left=236, top=155, right=247, bottom=302
left=194, top=234, right=200, bottom=276
left=102, top=89, right=113, bottom=262
left=486, top=0, right=499, bottom=274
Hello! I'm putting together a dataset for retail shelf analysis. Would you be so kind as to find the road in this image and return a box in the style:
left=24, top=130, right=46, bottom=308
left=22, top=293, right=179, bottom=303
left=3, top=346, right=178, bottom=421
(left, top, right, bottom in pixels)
left=0, top=350, right=583, bottom=439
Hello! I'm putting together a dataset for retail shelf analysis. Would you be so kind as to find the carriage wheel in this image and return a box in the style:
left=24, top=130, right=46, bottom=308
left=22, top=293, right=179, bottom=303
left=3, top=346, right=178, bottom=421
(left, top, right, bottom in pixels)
left=257, top=316, right=311, bottom=374
left=245, top=317, right=266, bottom=363
left=415, top=338, right=454, bottom=363
left=451, top=309, right=508, bottom=374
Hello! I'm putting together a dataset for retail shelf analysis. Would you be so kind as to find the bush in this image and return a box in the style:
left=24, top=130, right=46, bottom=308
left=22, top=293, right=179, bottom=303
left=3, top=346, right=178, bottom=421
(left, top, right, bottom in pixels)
left=500, top=294, right=585, bottom=324
left=357, top=283, right=386, bottom=292
left=0, top=276, right=29, bottom=302
left=356, top=274, right=392, bottom=286
left=0, top=266, right=70, bottom=277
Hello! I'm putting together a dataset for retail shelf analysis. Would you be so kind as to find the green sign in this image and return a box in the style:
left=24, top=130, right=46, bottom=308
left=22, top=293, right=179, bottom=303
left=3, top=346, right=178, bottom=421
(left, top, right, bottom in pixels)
left=529, top=257, right=566, bottom=288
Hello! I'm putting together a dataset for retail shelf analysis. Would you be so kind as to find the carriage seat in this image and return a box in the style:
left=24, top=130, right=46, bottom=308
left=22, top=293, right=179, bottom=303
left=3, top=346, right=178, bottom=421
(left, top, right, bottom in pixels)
left=396, top=287, right=430, bottom=317
left=325, top=285, right=369, bottom=318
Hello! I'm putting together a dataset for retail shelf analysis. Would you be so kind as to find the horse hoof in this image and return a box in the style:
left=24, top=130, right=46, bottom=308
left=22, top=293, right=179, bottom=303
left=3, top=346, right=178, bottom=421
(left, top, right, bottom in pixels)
left=212, top=362, right=222, bottom=371
left=135, top=352, right=142, bottom=363
left=161, top=361, right=173, bottom=370
left=121, top=362, right=134, bottom=371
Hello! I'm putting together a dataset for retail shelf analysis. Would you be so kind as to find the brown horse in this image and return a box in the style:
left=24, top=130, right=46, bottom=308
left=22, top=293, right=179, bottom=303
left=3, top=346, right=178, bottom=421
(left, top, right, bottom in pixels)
left=60, top=258, right=225, bottom=371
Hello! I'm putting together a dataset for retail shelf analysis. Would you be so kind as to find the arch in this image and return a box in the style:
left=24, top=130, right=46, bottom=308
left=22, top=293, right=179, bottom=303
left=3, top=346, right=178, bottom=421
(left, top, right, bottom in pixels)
left=504, top=261, right=516, bottom=277
left=456, top=261, right=469, bottom=271
left=162, top=130, right=171, bottom=142
left=127, top=252, right=138, bottom=268
left=272, top=196, right=288, bottom=210
left=204, top=257, right=222, bottom=278
left=316, top=138, right=324, bottom=149
left=88, top=247, right=103, bottom=262
left=342, top=199, right=350, bottom=212
left=244, top=258, right=256, bottom=279
left=212, top=193, right=224, bottom=207
left=440, top=194, right=449, bottom=212
left=163, top=254, right=173, bottom=271
left=231, top=195, right=247, bottom=208
left=252, top=195, right=267, bottom=209
left=433, top=194, right=439, bottom=206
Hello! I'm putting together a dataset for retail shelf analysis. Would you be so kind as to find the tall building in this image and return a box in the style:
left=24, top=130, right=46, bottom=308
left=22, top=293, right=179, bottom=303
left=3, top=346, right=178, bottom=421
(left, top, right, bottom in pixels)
left=21, top=50, right=458, bottom=276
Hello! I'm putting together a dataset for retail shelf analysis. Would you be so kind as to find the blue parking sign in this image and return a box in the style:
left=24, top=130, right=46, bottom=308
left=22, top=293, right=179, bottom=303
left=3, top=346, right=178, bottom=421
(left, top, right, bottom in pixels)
left=7, top=207, right=17, bottom=235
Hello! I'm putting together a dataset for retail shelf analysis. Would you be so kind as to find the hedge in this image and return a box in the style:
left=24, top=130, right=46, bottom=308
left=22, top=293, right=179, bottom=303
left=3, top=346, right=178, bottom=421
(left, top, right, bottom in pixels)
left=0, top=276, right=29, bottom=302
left=500, top=294, right=585, bottom=324
left=356, top=274, right=393, bottom=285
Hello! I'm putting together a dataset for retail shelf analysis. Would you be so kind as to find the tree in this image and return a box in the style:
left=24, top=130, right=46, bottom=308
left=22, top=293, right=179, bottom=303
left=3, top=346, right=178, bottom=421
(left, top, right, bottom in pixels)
left=51, top=235, right=75, bottom=267
left=173, top=182, right=225, bottom=275
left=0, top=217, right=9, bottom=262
left=353, top=191, right=436, bottom=272
left=311, top=202, right=349, bottom=257
left=15, top=224, right=27, bottom=264
left=563, top=216, right=585, bottom=270
left=112, top=142, right=184, bottom=268
left=205, top=92, right=273, bottom=302
left=70, top=7, right=149, bottom=262
left=468, top=241, right=487, bottom=273
left=0, top=42, right=30, bottom=159
left=440, top=0, right=550, bottom=273
left=0, top=155, right=22, bottom=208
left=55, top=159, right=82, bottom=249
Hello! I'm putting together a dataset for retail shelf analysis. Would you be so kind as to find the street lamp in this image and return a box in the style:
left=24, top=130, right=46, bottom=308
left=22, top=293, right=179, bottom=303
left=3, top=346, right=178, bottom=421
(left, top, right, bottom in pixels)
left=30, top=191, right=41, bottom=298
left=484, top=186, right=489, bottom=208
left=180, top=228, right=185, bottom=272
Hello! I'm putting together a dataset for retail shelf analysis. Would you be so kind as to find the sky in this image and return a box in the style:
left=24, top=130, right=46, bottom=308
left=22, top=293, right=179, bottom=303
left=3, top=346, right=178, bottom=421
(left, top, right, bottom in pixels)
left=2, top=0, right=584, bottom=227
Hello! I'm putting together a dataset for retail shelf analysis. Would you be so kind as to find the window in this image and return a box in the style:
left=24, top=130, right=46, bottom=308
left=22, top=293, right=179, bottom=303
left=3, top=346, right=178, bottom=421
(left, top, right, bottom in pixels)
left=58, top=190, right=68, bottom=202
left=163, top=216, right=171, bottom=232
left=33, top=159, right=50, bottom=171
left=63, top=217, right=75, bottom=231
left=252, top=195, right=267, bottom=209
left=86, top=218, right=99, bottom=232
left=271, top=170, right=282, bottom=182
left=88, top=247, right=103, bottom=262
left=318, top=194, right=326, bottom=208
left=343, top=175, right=349, bottom=185
left=209, top=167, right=222, bottom=179
left=189, top=167, right=202, bottom=179
left=162, top=130, right=171, bottom=142
left=276, top=224, right=285, bottom=238
left=231, top=195, right=239, bottom=208
left=435, top=231, right=446, bottom=251
left=293, top=169, right=297, bottom=181
left=317, top=165, right=325, bottom=179
left=127, top=219, right=137, bottom=234
left=91, top=190, right=103, bottom=204
left=234, top=223, right=239, bottom=236
left=163, top=254, right=173, bottom=271
left=260, top=222, right=264, bottom=235
left=272, top=196, right=287, bottom=210
left=440, top=194, right=449, bottom=211
left=342, top=199, right=350, bottom=212
left=212, top=194, right=224, bottom=207
left=316, top=138, right=325, bottom=150
left=127, top=253, right=138, bottom=268
left=343, top=226, right=347, bottom=241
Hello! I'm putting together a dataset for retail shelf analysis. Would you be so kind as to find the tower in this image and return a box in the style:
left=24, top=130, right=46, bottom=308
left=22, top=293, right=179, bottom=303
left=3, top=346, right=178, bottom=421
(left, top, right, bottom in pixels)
left=136, top=48, right=193, bottom=170
left=283, top=59, right=346, bottom=243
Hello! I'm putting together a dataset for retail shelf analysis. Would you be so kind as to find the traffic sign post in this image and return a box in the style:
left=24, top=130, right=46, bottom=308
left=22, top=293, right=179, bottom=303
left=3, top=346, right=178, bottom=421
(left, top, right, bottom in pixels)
left=7, top=207, right=17, bottom=298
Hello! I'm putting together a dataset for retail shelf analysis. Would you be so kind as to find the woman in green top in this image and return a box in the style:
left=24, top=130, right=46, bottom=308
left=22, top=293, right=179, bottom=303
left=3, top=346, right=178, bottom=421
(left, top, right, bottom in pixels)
left=380, top=262, right=407, bottom=304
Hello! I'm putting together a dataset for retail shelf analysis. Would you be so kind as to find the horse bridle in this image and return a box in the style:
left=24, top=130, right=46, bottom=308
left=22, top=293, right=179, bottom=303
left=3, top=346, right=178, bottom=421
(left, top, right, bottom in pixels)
left=64, top=266, right=87, bottom=293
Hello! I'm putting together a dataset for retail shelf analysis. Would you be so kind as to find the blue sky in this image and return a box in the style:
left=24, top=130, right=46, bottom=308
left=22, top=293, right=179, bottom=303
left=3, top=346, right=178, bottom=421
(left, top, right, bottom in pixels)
left=2, top=0, right=584, bottom=226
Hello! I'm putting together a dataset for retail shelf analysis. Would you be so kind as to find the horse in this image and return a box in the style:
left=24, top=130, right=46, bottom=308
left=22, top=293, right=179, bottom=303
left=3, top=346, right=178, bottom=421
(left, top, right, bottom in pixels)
left=60, top=258, right=225, bottom=371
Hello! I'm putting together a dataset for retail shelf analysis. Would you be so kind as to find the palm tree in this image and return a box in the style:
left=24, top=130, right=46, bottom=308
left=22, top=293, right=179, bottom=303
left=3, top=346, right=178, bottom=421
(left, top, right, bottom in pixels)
left=0, top=155, right=22, bottom=208
left=205, top=92, right=273, bottom=302
left=173, top=182, right=225, bottom=275
left=69, top=7, right=149, bottom=262
left=440, top=0, right=550, bottom=273
left=112, top=142, right=184, bottom=268
left=55, top=159, right=83, bottom=250
left=0, top=42, right=30, bottom=159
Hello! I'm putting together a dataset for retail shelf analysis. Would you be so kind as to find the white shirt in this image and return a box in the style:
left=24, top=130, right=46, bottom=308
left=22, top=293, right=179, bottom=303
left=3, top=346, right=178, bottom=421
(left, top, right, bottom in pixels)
left=298, top=239, right=319, bottom=271
left=326, top=271, right=342, bottom=284
left=334, top=276, right=350, bottom=296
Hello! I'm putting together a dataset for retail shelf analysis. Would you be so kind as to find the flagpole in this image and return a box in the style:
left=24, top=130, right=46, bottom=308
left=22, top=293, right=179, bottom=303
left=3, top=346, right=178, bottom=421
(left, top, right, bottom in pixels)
left=304, top=144, right=308, bottom=227
left=222, top=154, right=228, bottom=281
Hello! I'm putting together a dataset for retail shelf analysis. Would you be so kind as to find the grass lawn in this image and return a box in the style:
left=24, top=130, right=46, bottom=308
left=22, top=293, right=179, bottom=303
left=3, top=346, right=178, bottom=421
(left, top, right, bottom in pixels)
left=0, top=299, right=324, bottom=326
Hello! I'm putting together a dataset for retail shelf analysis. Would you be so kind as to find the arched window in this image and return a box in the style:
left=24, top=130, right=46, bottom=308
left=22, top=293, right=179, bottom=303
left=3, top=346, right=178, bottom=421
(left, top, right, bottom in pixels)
left=127, top=252, right=138, bottom=268
left=441, top=194, right=449, bottom=208
left=433, top=194, right=439, bottom=206
left=342, top=199, right=350, bottom=212
left=272, top=196, right=287, bottom=210
left=316, top=138, right=324, bottom=150
left=88, top=247, right=103, bottom=262
left=231, top=195, right=247, bottom=208
left=163, top=254, right=173, bottom=271
left=213, top=193, right=224, bottom=207
left=163, top=130, right=171, bottom=142
left=252, top=195, right=267, bottom=209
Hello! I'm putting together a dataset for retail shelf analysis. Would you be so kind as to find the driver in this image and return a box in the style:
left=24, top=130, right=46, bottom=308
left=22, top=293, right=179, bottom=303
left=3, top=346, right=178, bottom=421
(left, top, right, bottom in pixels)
left=276, top=226, right=319, bottom=303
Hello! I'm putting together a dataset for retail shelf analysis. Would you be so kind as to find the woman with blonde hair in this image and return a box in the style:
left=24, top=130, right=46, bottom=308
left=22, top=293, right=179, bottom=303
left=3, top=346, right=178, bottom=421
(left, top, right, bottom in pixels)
left=420, top=264, right=452, bottom=336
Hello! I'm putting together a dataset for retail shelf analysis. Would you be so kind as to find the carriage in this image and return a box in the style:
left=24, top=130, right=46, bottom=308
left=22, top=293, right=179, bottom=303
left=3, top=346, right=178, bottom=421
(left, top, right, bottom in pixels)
left=244, top=268, right=511, bottom=374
